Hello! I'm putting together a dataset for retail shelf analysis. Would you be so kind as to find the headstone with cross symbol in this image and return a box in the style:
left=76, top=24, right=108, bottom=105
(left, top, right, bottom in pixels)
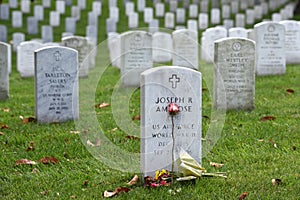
left=214, top=37, right=255, bottom=110
left=35, top=46, right=79, bottom=123
left=141, top=66, right=202, bottom=177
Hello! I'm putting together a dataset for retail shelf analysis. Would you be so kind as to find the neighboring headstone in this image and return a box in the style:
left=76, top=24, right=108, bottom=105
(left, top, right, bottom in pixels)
left=211, top=8, right=221, bottom=25
left=272, top=13, right=282, bottom=22
left=0, top=4, right=9, bottom=20
left=65, top=17, right=76, bottom=34
left=12, top=11, right=22, bottom=28
left=78, top=0, right=86, bottom=10
left=50, top=11, right=60, bottom=26
left=229, top=27, right=248, bottom=38
left=109, top=7, right=119, bottom=22
left=61, top=36, right=89, bottom=77
left=254, top=5, right=263, bottom=20
left=42, top=25, right=53, bottom=43
left=43, top=0, right=51, bottom=8
left=222, top=4, right=230, bottom=19
left=0, top=24, right=7, bottom=42
left=128, top=12, right=139, bottom=29
left=155, top=3, right=165, bottom=18
left=189, top=4, right=198, bottom=18
left=235, top=13, right=245, bottom=27
left=56, top=0, right=66, bottom=14
left=35, top=46, right=79, bottom=123
left=247, top=29, right=255, bottom=41
left=165, top=12, right=175, bottom=29
left=214, top=38, right=255, bottom=110
left=9, top=0, right=18, bottom=8
left=246, top=9, right=255, bottom=25
left=138, top=0, right=146, bottom=12
left=21, top=0, right=30, bottom=13
left=144, top=7, right=154, bottom=23
left=62, top=32, right=74, bottom=39
left=223, top=19, right=234, bottom=30
left=231, top=1, right=239, bottom=14
left=106, top=18, right=117, bottom=34
left=200, top=0, right=208, bottom=13
left=109, top=0, right=117, bottom=7
left=92, top=1, right=102, bottom=16
left=88, top=12, right=98, bottom=27
left=187, top=20, right=198, bottom=32
left=176, top=8, right=185, bottom=24
left=141, top=66, right=202, bottom=177
left=173, top=29, right=199, bottom=69
left=0, top=42, right=9, bottom=100
left=149, top=20, right=159, bottom=34
left=86, top=25, right=98, bottom=45
left=34, top=5, right=44, bottom=21
left=152, top=32, right=173, bottom=63
left=12, top=32, right=25, bottom=52
left=120, top=31, right=152, bottom=87
left=199, top=13, right=208, bottom=30
left=65, top=0, right=72, bottom=6
left=169, top=0, right=178, bottom=12
left=108, top=32, right=121, bottom=68
left=17, top=41, right=44, bottom=77
left=125, top=2, right=134, bottom=16
left=27, top=17, right=38, bottom=35
left=254, top=22, right=286, bottom=75
left=71, top=6, right=81, bottom=21
left=279, top=20, right=300, bottom=64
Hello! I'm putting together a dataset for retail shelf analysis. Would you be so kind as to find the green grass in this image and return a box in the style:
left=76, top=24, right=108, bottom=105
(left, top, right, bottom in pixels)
left=1, top=0, right=300, bottom=199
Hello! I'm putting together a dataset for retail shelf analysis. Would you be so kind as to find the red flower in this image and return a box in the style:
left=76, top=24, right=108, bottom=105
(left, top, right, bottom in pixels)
left=168, top=103, right=179, bottom=115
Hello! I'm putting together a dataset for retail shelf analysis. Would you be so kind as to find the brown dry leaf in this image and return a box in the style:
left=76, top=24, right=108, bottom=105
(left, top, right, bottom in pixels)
left=260, top=116, right=276, bottom=122
left=210, top=162, right=224, bottom=168
left=83, top=180, right=89, bottom=186
left=239, top=192, right=248, bottom=200
left=2, top=108, right=10, bottom=112
left=0, top=132, right=4, bottom=136
left=26, top=141, right=35, bottom=152
left=70, top=195, right=76, bottom=199
left=132, top=115, right=140, bottom=120
left=15, top=159, right=37, bottom=166
left=104, top=187, right=130, bottom=198
left=127, top=175, right=139, bottom=186
left=22, top=117, right=36, bottom=124
left=38, top=156, right=59, bottom=164
left=0, top=124, right=9, bottom=129
left=286, top=89, right=295, bottom=94
left=96, top=102, right=110, bottom=108
left=125, top=135, right=139, bottom=140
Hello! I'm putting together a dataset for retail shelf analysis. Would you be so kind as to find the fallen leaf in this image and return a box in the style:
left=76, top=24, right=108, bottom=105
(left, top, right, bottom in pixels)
left=26, top=141, right=35, bottom=152
left=132, top=115, right=140, bottom=120
left=111, top=127, right=118, bottom=132
left=286, top=89, right=294, bottom=94
left=95, top=102, right=110, bottom=108
left=272, top=178, right=282, bottom=185
left=2, top=108, right=10, bottom=112
left=40, top=190, right=50, bottom=196
left=22, top=117, right=36, bottom=124
left=210, top=162, right=224, bottom=168
left=83, top=180, right=89, bottom=186
left=127, top=175, right=139, bottom=186
left=15, top=159, right=37, bottom=166
left=239, top=192, right=248, bottom=200
left=70, top=130, right=80, bottom=134
left=104, top=187, right=130, bottom=198
left=125, top=135, right=139, bottom=140
left=260, top=116, right=276, bottom=122
left=0, top=132, right=4, bottom=136
left=0, top=124, right=9, bottom=129
left=38, top=156, right=59, bottom=164
left=292, top=145, right=296, bottom=150
left=70, top=195, right=76, bottom=199
left=87, top=139, right=101, bottom=147
left=257, top=139, right=264, bottom=142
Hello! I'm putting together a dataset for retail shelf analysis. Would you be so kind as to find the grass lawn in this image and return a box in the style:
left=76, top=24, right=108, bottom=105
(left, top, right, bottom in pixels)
left=1, top=0, right=300, bottom=199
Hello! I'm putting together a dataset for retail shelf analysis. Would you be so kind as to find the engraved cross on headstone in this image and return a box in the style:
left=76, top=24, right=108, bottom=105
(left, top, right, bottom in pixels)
left=169, top=74, right=180, bottom=89
left=54, top=51, right=61, bottom=61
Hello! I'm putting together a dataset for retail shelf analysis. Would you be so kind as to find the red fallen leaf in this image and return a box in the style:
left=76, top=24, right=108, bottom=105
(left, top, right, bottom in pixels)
left=22, top=117, right=36, bottom=124
left=38, top=156, right=59, bottom=164
left=1, top=124, right=9, bottom=129
left=95, top=102, right=110, bottom=108
left=127, top=175, right=139, bottom=186
left=15, top=159, right=37, bottom=166
left=260, top=116, right=276, bottom=122
left=132, top=115, right=140, bottom=120
left=103, top=187, right=130, bottom=198
left=125, top=135, right=139, bottom=140
left=239, top=192, right=248, bottom=200
left=286, top=89, right=295, bottom=94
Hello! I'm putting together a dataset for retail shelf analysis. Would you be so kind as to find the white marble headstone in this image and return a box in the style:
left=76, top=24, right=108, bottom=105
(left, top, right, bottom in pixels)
left=144, top=7, right=154, bottom=24
left=34, top=5, right=44, bottom=21
left=254, top=22, right=286, bottom=75
left=141, top=66, right=202, bottom=177
left=165, top=12, right=175, bottom=29
left=108, top=32, right=121, bottom=68
left=173, top=29, right=199, bottom=69
left=152, top=32, right=172, bottom=63
left=17, top=41, right=44, bottom=77
left=42, top=25, right=53, bottom=43
left=56, top=0, right=66, bottom=14
left=214, top=38, right=255, bottom=110
left=21, top=0, right=30, bottom=13
left=0, top=4, right=9, bottom=20
left=120, top=31, right=152, bottom=87
left=199, top=13, right=208, bottom=30
left=12, top=32, right=25, bottom=52
left=0, top=42, right=10, bottom=100
left=50, top=11, right=60, bottom=26
left=229, top=27, right=248, bottom=38
left=65, top=17, right=76, bottom=34
left=155, top=3, right=165, bottom=18
left=176, top=8, right=185, bottom=24
left=128, top=12, right=139, bottom=29
left=12, top=11, right=22, bottom=28
left=35, top=46, right=79, bottom=123
left=189, top=4, right=198, bottom=18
